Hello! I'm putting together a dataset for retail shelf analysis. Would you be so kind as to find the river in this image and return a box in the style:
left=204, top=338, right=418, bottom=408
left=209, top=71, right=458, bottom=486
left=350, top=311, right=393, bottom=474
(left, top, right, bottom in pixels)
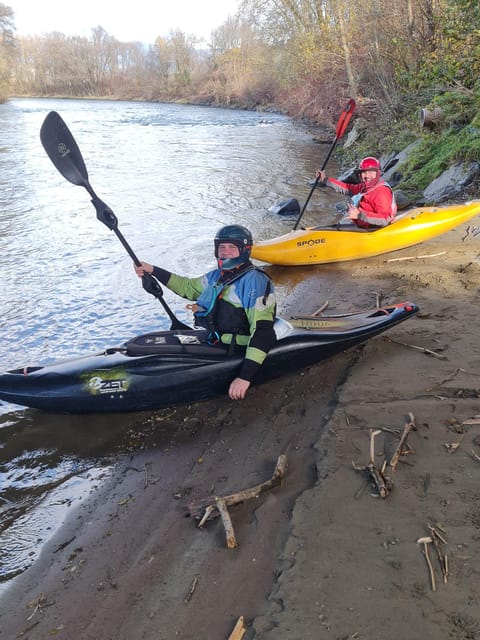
left=0, top=97, right=339, bottom=587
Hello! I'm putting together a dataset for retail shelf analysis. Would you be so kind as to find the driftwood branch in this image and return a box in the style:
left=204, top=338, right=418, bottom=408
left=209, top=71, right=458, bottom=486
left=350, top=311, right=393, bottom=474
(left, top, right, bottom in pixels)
left=428, top=525, right=448, bottom=584
left=417, top=537, right=436, bottom=591
left=385, top=251, right=446, bottom=263
left=312, top=300, right=329, bottom=316
left=352, top=430, right=392, bottom=498
left=228, top=616, right=246, bottom=640
left=426, top=367, right=466, bottom=391
left=417, top=525, right=448, bottom=590
left=383, top=336, right=447, bottom=360
left=188, top=454, right=288, bottom=548
left=444, top=435, right=464, bottom=453
left=462, top=225, right=480, bottom=241
left=471, top=448, right=480, bottom=463
left=197, top=504, right=216, bottom=528
left=184, top=577, right=198, bottom=604
left=372, top=290, right=383, bottom=308
left=215, top=497, right=238, bottom=549
left=389, top=413, right=417, bottom=470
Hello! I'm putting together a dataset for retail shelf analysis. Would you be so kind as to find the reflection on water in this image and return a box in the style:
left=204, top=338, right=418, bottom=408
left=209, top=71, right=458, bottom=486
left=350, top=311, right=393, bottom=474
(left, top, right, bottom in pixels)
left=0, top=466, right=112, bottom=584
left=0, top=97, right=338, bottom=586
left=0, top=408, right=148, bottom=584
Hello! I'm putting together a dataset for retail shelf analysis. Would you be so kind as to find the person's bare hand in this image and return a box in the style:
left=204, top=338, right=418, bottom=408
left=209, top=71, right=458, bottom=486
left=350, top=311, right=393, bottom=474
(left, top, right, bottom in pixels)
left=134, top=261, right=154, bottom=277
left=347, top=204, right=360, bottom=220
left=228, top=377, right=250, bottom=400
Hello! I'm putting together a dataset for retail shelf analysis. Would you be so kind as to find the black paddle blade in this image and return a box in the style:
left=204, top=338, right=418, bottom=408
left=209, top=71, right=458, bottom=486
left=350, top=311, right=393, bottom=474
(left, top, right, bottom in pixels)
left=40, top=111, right=90, bottom=188
left=39, top=110, right=192, bottom=331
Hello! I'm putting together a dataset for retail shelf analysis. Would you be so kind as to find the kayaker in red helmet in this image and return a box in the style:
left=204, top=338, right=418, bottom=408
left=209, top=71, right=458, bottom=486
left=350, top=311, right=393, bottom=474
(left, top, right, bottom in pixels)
left=317, top=156, right=397, bottom=228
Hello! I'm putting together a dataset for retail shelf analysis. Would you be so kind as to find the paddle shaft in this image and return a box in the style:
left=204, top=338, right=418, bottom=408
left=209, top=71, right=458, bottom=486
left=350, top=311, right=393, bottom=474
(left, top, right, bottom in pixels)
left=83, top=187, right=188, bottom=329
left=40, top=111, right=190, bottom=331
left=292, top=99, right=356, bottom=230
left=87, top=191, right=141, bottom=266
left=291, top=152, right=334, bottom=231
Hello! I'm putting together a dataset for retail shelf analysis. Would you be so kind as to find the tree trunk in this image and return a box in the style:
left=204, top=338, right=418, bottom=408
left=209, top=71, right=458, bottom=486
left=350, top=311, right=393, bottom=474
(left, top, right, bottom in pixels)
left=331, top=0, right=358, bottom=99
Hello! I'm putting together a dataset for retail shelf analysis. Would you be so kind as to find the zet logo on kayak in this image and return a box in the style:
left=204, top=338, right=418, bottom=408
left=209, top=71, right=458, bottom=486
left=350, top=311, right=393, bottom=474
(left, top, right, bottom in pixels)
left=296, top=238, right=326, bottom=247
left=81, top=370, right=129, bottom=395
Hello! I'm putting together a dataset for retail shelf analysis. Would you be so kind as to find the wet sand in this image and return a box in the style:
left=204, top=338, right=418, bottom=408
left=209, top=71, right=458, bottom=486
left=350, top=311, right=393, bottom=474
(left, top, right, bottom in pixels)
left=1, top=223, right=480, bottom=640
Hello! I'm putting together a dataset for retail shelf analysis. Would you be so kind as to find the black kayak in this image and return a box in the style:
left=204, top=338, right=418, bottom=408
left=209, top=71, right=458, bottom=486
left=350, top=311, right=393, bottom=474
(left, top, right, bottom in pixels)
left=0, top=302, right=417, bottom=414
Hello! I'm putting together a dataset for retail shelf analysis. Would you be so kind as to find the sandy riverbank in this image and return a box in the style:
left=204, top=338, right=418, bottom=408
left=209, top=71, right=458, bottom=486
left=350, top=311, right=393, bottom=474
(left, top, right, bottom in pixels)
left=1, top=222, right=479, bottom=640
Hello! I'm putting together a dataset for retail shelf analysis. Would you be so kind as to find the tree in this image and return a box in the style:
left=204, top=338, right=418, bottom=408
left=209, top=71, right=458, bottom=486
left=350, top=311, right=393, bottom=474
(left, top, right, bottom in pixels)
left=169, top=29, right=197, bottom=91
left=420, top=0, right=480, bottom=90
left=207, top=17, right=274, bottom=105
left=0, top=2, right=15, bottom=101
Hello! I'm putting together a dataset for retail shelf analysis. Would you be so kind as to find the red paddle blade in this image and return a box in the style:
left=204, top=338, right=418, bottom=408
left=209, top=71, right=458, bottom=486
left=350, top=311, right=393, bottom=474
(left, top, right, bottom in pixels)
left=335, top=98, right=356, bottom=139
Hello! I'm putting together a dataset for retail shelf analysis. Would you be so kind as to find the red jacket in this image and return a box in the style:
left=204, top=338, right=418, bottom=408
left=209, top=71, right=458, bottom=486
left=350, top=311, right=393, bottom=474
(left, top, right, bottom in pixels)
left=326, top=176, right=397, bottom=228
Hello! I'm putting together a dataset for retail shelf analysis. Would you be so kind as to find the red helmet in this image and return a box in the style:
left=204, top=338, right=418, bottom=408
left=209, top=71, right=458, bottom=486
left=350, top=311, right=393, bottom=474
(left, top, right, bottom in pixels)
left=358, top=156, right=381, bottom=172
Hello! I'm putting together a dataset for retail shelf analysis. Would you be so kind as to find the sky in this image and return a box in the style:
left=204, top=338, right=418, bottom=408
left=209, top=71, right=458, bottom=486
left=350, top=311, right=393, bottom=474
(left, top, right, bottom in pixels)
left=7, top=0, right=241, bottom=44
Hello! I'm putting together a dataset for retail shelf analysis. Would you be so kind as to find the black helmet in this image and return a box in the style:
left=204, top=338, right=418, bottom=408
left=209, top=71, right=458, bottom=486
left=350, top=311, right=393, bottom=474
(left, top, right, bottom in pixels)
left=214, top=224, right=253, bottom=269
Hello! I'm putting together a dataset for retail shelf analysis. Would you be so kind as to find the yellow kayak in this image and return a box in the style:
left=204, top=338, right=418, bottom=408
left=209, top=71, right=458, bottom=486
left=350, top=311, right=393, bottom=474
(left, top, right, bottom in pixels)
left=251, top=200, right=480, bottom=266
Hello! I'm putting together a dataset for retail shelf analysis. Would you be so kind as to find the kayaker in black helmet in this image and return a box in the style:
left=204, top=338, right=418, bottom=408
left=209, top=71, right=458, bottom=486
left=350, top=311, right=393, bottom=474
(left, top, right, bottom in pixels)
left=317, top=156, right=397, bottom=228
left=135, top=224, right=277, bottom=400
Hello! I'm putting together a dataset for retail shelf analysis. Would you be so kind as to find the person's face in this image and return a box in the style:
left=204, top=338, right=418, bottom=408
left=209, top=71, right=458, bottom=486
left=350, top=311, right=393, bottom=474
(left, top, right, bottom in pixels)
left=360, top=169, right=378, bottom=182
left=217, top=242, right=240, bottom=259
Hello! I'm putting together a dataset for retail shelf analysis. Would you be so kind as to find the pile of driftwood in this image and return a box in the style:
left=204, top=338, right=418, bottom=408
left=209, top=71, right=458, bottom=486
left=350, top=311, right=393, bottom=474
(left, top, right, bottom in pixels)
left=350, top=412, right=454, bottom=593
left=352, top=412, right=417, bottom=498
left=185, top=456, right=288, bottom=637
left=187, top=454, right=287, bottom=549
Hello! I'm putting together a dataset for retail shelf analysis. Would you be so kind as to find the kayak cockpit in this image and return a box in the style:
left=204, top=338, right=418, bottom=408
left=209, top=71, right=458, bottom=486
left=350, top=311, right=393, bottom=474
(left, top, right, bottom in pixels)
left=308, top=209, right=412, bottom=233
left=124, top=320, right=295, bottom=355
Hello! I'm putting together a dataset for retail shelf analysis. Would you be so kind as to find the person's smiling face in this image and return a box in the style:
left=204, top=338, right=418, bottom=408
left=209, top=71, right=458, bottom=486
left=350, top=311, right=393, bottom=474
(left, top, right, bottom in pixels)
left=360, top=169, right=378, bottom=182
left=217, top=242, right=240, bottom=259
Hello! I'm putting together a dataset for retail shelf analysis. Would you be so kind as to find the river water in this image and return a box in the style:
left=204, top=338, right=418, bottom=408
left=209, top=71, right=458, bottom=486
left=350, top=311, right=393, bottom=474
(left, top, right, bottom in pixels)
left=0, top=97, right=339, bottom=586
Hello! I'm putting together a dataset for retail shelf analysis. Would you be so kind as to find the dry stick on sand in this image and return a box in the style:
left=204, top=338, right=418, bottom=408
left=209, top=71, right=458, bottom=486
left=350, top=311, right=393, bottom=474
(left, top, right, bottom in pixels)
left=188, top=454, right=288, bottom=549
left=215, top=497, right=237, bottom=549
left=463, top=417, right=480, bottom=425
left=383, top=336, right=448, bottom=360
left=385, top=251, right=447, bottom=263
left=390, top=413, right=417, bottom=471
left=184, top=577, right=199, bottom=604
left=373, top=291, right=383, bottom=308
left=426, top=367, right=466, bottom=391
left=462, top=225, right=480, bottom=241
left=471, top=448, right=480, bottom=463
left=312, top=300, right=329, bottom=316
left=227, top=616, right=247, bottom=640
left=444, top=434, right=464, bottom=453
left=428, top=525, right=448, bottom=584
left=352, top=429, right=391, bottom=498
left=417, top=537, right=436, bottom=591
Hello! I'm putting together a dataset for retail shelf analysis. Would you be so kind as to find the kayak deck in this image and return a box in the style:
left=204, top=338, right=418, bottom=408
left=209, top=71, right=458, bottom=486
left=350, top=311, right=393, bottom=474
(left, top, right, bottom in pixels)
left=0, top=302, right=418, bottom=413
